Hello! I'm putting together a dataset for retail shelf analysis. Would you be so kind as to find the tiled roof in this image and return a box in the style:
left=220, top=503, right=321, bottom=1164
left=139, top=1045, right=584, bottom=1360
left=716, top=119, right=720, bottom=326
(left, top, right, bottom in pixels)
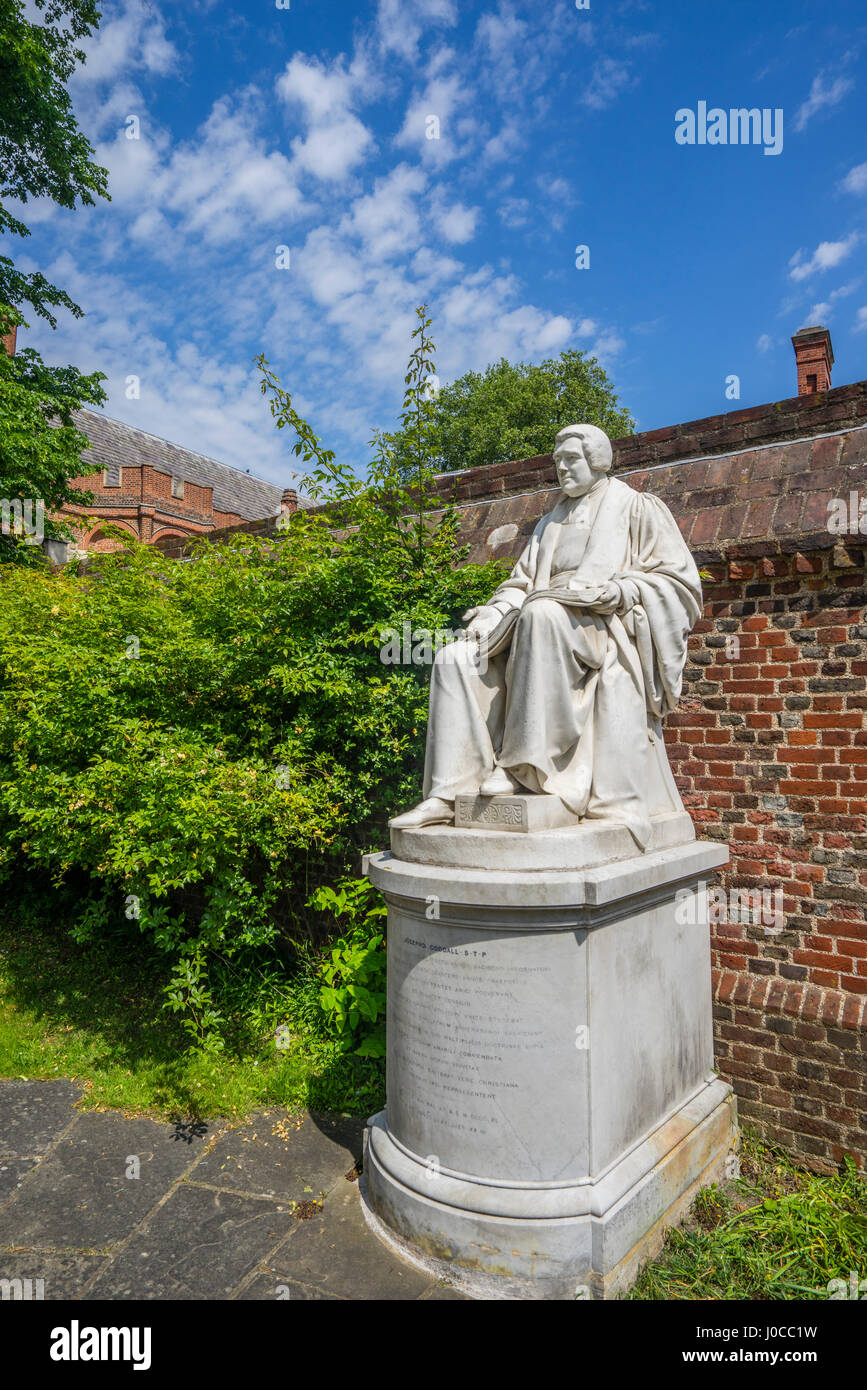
left=73, top=409, right=300, bottom=520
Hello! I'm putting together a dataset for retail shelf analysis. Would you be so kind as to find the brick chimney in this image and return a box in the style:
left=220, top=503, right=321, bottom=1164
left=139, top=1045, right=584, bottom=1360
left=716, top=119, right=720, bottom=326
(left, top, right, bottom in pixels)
left=1, top=325, right=16, bottom=358
left=791, top=325, right=833, bottom=395
left=280, top=488, right=298, bottom=515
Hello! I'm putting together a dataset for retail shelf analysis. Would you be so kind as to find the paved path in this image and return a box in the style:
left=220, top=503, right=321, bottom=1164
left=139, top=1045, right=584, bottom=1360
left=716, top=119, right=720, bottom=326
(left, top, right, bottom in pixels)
left=0, top=1080, right=465, bottom=1301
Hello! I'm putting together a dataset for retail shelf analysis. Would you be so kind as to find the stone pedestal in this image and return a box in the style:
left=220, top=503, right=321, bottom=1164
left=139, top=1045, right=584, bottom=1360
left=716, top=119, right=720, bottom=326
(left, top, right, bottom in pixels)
left=361, top=815, right=736, bottom=1300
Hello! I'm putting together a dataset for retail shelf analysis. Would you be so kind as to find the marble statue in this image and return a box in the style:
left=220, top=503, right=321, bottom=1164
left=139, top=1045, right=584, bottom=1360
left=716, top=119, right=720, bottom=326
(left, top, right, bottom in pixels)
left=390, top=423, right=702, bottom=850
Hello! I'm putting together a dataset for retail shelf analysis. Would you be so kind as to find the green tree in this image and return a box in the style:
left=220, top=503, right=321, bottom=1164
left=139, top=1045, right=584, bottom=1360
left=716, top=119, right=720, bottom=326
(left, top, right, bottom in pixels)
left=384, top=348, right=635, bottom=475
left=0, top=0, right=110, bottom=562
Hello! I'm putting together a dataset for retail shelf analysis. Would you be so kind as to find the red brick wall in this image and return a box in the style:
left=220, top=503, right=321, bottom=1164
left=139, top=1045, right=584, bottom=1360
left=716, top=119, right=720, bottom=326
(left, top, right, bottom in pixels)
left=671, top=547, right=867, bottom=1169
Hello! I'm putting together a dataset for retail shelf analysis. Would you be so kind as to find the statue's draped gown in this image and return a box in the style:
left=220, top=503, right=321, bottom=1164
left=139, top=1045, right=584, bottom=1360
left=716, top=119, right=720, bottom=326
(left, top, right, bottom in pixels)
left=422, top=475, right=702, bottom=849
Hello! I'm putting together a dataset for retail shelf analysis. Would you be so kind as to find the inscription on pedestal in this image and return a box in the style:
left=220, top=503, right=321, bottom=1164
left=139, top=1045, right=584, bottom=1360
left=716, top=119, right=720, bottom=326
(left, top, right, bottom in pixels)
left=386, top=913, right=588, bottom=1181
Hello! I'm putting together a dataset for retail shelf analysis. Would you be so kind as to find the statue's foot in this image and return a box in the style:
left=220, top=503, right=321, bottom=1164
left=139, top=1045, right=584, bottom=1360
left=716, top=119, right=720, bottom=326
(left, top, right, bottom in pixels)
left=479, top=765, right=522, bottom=796
left=389, top=797, right=454, bottom=829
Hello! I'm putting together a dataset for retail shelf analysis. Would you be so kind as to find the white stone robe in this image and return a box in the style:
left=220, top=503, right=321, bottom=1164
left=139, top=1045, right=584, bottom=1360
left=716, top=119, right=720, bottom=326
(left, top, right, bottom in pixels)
left=422, top=475, right=702, bottom=849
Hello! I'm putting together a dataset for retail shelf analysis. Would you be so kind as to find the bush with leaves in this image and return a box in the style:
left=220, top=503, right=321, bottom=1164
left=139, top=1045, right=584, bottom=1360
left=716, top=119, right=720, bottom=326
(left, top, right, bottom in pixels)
left=310, top=878, right=387, bottom=1058
left=0, top=308, right=507, bottom=1047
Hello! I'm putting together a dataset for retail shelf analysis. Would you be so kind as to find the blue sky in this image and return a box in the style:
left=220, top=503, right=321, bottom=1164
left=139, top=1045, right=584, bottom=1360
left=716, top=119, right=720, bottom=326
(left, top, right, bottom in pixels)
left=17, top=0, right=867, bottom=488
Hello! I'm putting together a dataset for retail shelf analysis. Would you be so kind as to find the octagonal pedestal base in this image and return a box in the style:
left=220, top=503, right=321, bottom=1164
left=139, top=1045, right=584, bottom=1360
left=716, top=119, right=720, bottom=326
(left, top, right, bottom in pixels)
left=362, top=833, right=737, bottom=1300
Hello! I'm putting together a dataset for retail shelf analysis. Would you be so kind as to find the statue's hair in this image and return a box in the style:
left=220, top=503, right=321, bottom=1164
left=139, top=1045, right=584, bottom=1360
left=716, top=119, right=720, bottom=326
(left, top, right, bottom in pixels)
left=554, top=423, right=613, bottom=474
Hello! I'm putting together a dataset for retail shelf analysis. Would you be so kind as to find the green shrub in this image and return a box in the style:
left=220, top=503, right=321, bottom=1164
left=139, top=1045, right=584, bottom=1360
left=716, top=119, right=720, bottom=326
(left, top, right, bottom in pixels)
left=0, top=308, right=508, bottom=1047
left=310, top=878, right=387, bottom=1058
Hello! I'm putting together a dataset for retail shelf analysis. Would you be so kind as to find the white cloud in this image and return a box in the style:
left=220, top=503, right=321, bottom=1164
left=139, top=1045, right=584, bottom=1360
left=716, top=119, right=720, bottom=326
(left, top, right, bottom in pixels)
left=475, top=6, right=527, bottom=62
left=794, top=70, right=854, bottom=132
left=430, top=197, right=479, bottom=244
left=277, top=54, right=375, bottom=182
left=756, top=333, right=773, bottom=352
left=854, top=306, right=867, bottom=332
left=544, top=177, right=577, bottom=204
left=375, top=0, right=457, bottom=62
left=277, top=54, right=357, bottom=122
left=395, top=66, right=476, bottom=165
left=18, top=0, right=634, bottom=482
left=437, top=267, right=573, bottom=367
left=588, top=330, right=625, bottom=363
left=411, top=246, right=462, bottom=284
left=788, top=233, right=859, bottom=281
left=74, top=0, right=178, bottom=86
left=581, top=57, right=631, bottom=110
left=804, top=281, right=860, bottom=322
left=483, top=123, right=524, bottom=163
left=841, top=161, right=867, bottom=194
left=297, top=227, right=367, bottom=308
left=342, top=164, right=427, bottom=261
left=163, top=100, right=308, bottom=243
left=291, top=118, right=373, bottom=182
left=498, top=197, right=530, bottom=228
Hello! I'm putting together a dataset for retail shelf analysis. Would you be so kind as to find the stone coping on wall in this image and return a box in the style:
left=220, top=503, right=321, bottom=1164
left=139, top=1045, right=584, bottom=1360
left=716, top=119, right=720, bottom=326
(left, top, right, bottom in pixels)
left=154, top=381, right=867, bottom=564
left=433, top=420, right=867, bottom=567
left=427, top=378, right=867, bottom=505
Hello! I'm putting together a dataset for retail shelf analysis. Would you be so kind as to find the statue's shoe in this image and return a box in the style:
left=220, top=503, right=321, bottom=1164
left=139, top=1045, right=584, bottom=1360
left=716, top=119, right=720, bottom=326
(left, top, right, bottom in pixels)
left=389, top=797, right=454, bottom=829
left=478, top=765, right=522, bottom=796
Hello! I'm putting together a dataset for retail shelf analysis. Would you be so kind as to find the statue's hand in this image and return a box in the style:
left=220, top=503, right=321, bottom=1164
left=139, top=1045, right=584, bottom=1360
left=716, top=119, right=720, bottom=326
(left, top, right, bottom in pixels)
left=566, top=580, right=622, bottom=614
left=593, top=581, right=622, bottom=615
left=461, top=605, right=503, bottom=641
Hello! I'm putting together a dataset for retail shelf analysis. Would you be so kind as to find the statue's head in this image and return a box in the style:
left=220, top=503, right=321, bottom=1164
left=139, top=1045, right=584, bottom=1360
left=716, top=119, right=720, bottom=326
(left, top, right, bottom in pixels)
left=553, top=424, right=613, bottom=498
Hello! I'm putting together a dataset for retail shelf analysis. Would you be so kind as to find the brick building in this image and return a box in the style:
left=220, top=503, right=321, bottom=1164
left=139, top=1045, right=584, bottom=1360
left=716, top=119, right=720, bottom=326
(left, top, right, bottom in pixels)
left=59, top=409, right=299, bottom=553
left=167, top=324, right=867, bottom=1171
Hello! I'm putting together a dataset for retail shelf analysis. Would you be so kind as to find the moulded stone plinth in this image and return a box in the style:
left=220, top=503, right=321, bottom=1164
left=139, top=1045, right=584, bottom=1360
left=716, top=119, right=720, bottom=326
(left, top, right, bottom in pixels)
left=361, top=835, right=736, bottom=1300
left=392, top=808, right=695, bottom=874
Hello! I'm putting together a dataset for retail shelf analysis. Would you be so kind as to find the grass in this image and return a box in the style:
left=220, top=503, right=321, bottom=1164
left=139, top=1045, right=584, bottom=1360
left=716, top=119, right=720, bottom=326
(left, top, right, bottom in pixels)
left=631, top=1130, right=867, bottom=1300
left=0, top=912, right=384, bottom=1122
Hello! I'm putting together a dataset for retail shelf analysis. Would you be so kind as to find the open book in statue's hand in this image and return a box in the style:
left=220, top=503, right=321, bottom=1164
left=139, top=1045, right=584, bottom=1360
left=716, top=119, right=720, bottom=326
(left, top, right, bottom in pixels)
left=477, top=583, right=619, bottom=658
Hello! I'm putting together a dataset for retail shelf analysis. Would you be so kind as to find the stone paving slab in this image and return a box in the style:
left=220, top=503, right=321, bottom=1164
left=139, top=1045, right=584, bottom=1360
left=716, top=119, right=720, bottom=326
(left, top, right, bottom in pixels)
left=86, top=1185, right=297, bottom=1300
left=247, top=1180, right=435, bottom=1301
left=0, top=1110, right=214, bottom=1250
left=192, top=1109, right=363, bottom=1201
left=238, top=1272, right=345, bottom=1301
left=0, top=1080, right=467, bottom=1301
left=0, top=1080, right=82, bottom=1157
left=0, top=1253, right=109, bottom=1299
left=0, top=1158, right=39, bottom=1202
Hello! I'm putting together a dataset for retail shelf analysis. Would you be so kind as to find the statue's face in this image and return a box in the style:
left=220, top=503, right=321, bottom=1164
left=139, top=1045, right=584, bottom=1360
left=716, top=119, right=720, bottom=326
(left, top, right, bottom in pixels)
left=553, top=434, right=599, bottom=497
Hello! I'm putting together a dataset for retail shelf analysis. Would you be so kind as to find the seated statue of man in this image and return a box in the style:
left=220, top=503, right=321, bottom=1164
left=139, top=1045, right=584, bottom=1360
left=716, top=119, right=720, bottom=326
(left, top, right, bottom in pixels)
left=391, top=423, right=702, bottom=850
